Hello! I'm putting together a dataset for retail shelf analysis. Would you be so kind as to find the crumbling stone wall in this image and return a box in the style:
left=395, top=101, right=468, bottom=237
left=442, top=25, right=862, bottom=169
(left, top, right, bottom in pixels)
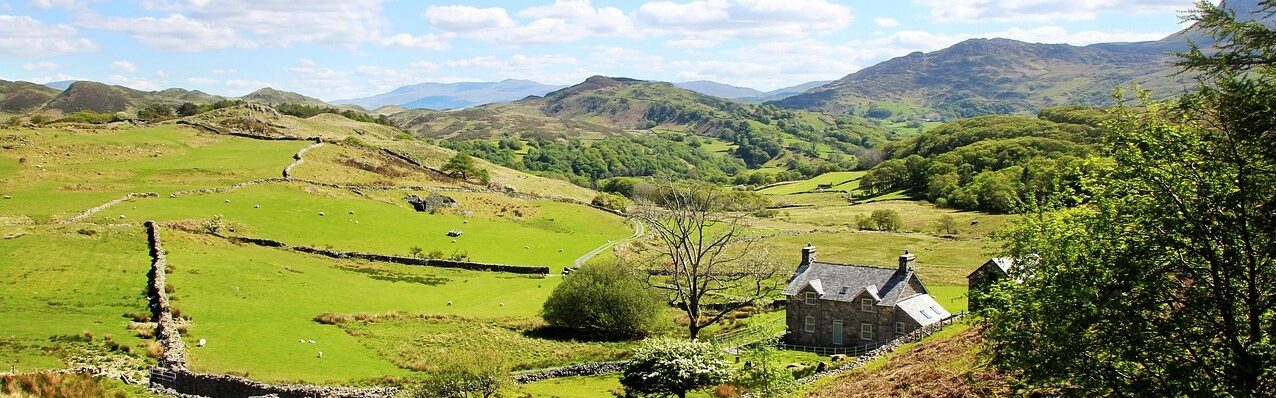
left=60, top=192, right=157, bottom=224
left=145, top=221, right=187, bottom=370
left=282, top=140, right=324, bottom=180
left=225, top=235, right=550, bottom=275
left=511, top=361, right=625, bottom=384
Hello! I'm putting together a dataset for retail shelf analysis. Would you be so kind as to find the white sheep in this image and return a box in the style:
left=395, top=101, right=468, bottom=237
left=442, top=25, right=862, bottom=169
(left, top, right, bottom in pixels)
left=317, top=351, right=323, bottom=359
left=254, top=204, right=260, bottom=208
left=447, top=301, right=453, bottom=306
left=197, top=338, right=207, bottom=347
left=308, top=339, right=316, bottom=344
left=299, top=339, right=305, bottom=343
left=318, top=212, right=326, bottom=216
left=225, top=199, right=231, bottom=203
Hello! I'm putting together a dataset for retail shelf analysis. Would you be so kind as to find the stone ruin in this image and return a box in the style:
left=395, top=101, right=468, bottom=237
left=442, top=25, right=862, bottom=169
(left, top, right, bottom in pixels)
left=404, top=192, right=457, bottom=213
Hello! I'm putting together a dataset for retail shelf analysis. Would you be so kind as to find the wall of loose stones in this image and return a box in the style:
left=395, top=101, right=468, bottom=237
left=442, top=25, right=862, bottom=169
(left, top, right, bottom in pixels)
left=223, top=235, right=551, bottom=275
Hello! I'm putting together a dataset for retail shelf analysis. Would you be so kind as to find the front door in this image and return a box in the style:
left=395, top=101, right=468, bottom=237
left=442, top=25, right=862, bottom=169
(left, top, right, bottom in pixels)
left=831, top=321, right=843, bottom=345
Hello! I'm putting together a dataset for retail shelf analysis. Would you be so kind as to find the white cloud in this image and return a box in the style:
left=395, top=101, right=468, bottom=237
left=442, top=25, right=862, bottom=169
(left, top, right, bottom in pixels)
left=425, top=1, right=633, bottom=44
left=635, top=0, right=853, bottom=40
left=21, top=61, right=59, bottom=71
left=379, top=33, right=450, bottom=50
left=874, top=17, right=899, bottom=27
left=81, top=0, right=386, bottom=50
left=665, top=38, right=717, bottom=49
left=226, top=78, right=274, bottom=91
left=108, top=74, right=160, bottom=91
left=77, top=13, right=243, bottom=51
left=0, top=15, right=97, bottom=57
left=913, top=0, right=1191, bottom=23
left=187, top=77, right=217, bottom=85
left=30, top=0, right=81, bottom=10
left=111, top=60, right=138, bottom=73
left=590, top=46, right=665, bottom=72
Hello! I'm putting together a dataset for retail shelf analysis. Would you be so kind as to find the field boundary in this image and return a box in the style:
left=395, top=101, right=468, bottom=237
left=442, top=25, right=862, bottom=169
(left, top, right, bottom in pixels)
left=282, top=140, right=324, bottom=179
left=216, top=234, right=552, bottom=275
left=143, top=222, right=399, bottom=398
left=59, top=192, right=157, bottom=224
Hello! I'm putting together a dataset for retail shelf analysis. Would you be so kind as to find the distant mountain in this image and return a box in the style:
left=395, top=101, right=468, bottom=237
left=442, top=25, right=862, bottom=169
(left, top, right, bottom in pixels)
left=240, top=87, right=328, bottom=107
left=43, top=81, right=151, bottom=114
left=334, top=79, right=564, bottom=110
left=673, top=81, right=766, bottom=100
left=43, top=80, right=76, bottom=91
left=733, top=80, right=834, bottom=103
left=771, top=0, right=1271, bottom=119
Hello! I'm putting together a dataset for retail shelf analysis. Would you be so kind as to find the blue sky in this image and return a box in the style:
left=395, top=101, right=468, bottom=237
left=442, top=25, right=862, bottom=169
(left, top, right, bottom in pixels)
left=0, top=0, right=1202, bottom=101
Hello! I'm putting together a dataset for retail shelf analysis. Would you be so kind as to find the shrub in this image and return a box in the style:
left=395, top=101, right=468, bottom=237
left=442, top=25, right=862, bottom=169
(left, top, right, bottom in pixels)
left=542, top=261, right=663, bottom=338
left=621, top=338, right=731, bottom=398
left=591, top=193, right=630, bottom=212
left=403, top=349, right=510, bottom=398
left=870, top=209, right=902, bottom=232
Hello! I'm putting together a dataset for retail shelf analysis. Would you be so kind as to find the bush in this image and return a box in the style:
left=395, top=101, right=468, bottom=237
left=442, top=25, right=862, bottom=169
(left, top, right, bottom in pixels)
left=621, top=338, right=732, bottom=398
left=541, top=261, right=663, bottom=338
left=870, top=209, right=902, bottom=232
left=591, top=193, right=630, bottom=212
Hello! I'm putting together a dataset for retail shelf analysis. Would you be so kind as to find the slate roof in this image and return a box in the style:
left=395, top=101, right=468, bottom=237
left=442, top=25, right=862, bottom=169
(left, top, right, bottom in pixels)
left=783, top=262, right=919, bottom=306
left=897, top=294, right=953, bottom=327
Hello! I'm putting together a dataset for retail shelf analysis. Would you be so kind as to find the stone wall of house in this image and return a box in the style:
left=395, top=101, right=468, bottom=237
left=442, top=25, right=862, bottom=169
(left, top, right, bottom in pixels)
left=789, top=313, right=966, bottom=387
left=785, top=287, right=921, bottom=348
left=966, top=263, right=1001, bottom=311
left=225, top=235, right=551, bottom=275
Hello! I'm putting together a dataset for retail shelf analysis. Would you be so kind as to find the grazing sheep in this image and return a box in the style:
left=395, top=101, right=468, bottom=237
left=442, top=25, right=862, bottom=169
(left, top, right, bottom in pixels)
left=447, top=301, right=453, bottom=306
left=2, top=195, right=10, bottom=199
left=318, top=212, right=325, bottom=216
left=225, top=199, right=231, bottom=203
left=197, top=338, right=206, bottom=347
left=308, top=339, right=316, bottom=344
left=317, top=351, right=323, bottom=359
left=348, top=210, right=354, bottom=215
left=119, top=215, right=125, bottom=219
left=299, top=339, right=305, bottom=343
left=499, top=303, right=505, bottom=307
left=254, top=204, right=260, bottom=208
left=524, top=245, right=530, bottom=249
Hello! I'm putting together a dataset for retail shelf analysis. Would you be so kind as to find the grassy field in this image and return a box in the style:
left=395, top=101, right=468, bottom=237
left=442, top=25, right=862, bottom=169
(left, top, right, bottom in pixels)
left=113, top=183, right=632, bottom=270
left=0, top=225, right=152, bottom=371
left=0, top=126, right=303, bottom=221
left=759, top=171, right=865, bottom=196
left=162, top=229, right=582, bottom=383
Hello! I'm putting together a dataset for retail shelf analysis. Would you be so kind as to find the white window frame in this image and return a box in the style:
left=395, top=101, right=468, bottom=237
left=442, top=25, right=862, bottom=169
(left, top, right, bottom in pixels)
left=860, top=298, right=875, bottom=312
left=860, top=322, right=874, bottom=341
left=805, top=291, right=818, bottom=305
left=896, top=322, right=906, bottom=335
left=804, top=316, right=816, bottom=333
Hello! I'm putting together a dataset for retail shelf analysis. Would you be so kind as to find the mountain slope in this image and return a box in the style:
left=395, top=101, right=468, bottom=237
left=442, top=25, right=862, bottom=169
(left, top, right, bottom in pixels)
left=240, top=87, right=328, bottom=107
left=42, top=81, right=151, bottom=114
left=771, top=0, right=1272, bottom=119
left=0, top=80, right=61, bottom=113
left=771, top=38, right=1191, bottom=119
left=673, top=80, right=766, bottom=99
left=333, top=79, right=563, bottom=110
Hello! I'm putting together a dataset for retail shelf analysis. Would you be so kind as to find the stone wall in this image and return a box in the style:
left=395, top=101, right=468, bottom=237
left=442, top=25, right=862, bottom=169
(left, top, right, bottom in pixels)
left=61, top=192, right=157, bottom=224
left=145, top=221, right=187, bottom=370
left=785, top=287, right=920, bottom=348
left=282, top=141, right=324, bottom=180
left=791, top=313, right=966, bottom=386
left=152, top=369, right=396, bottom=398
left=225, top=235, right=551, bottom=275
left=510, top=361, right=625, bottom=384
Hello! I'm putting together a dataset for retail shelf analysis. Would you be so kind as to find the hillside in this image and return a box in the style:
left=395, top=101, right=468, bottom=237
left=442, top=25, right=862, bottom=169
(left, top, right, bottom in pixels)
left=240, top=87, right=328, bottom=107
left=0, top=80, right=60, bottom=114
left=335, top=79, right=563, bottom=110
left=809, top=325, right=1009, bottom=397
left=771, top=37, right=1193, bottom=119
left=41, top=80, right=152, bottom=115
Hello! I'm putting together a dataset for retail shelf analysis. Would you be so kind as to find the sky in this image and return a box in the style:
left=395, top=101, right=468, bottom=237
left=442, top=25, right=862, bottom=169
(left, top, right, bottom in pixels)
left=0, top=0, right=1204, bottom=101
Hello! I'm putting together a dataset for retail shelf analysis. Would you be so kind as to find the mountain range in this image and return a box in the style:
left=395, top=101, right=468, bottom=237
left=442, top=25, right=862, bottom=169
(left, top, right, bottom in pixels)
left=333, top=79, right=565, bottom=110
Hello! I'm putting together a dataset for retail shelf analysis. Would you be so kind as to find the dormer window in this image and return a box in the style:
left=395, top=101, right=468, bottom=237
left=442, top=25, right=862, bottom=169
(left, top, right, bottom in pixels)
left=805, top=291, right=818, bottom=305
left=860, top=298, right=875, bottom=312
left=839, top=286, right=849, bottom=295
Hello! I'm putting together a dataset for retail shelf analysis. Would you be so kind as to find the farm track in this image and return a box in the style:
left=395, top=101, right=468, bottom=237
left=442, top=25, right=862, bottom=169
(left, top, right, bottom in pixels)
left=573, top=219, right=644, bottom=268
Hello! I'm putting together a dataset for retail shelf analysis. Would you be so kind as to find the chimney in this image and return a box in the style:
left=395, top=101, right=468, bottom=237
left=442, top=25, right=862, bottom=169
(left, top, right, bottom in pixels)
left=899, top=251, right=916, bottom=274
left=801, top=244, right=817, bottom=266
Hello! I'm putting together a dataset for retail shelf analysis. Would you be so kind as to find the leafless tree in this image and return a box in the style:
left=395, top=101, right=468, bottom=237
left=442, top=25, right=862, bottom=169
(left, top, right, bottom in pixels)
left=632, top=181, right=787, bottom=340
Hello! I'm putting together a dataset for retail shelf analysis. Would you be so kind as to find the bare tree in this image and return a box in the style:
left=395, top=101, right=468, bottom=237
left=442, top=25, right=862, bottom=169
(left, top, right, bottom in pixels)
left=632, top=181, right=786, bottom=340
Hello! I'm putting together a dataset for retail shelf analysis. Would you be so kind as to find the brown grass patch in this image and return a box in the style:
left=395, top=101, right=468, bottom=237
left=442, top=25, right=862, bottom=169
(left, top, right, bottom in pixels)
left=808, top=327, right=1011, bottom=398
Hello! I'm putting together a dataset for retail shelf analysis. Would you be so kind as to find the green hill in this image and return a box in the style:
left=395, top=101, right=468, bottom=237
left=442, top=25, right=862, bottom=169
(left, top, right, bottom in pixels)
left=239, top=87, right=328, bottom=107
left=0, top=80, right=61, bottom=114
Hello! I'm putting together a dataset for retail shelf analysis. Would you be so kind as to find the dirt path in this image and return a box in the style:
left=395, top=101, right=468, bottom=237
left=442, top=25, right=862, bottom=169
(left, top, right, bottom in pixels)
left=573, top=219, right=644, bottom=268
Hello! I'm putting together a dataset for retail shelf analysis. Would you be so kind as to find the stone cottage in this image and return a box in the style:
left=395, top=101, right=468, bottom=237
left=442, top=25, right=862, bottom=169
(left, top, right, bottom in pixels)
left=966, top=257, right=1013, bottom=311
left=783, top=245, right=951, bottom=348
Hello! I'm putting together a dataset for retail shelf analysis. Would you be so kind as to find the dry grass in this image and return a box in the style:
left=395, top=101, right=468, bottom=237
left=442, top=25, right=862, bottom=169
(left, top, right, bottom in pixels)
left=808, top=327, right=1011, bottom=398
left=1, top=373, right=123, bottom=398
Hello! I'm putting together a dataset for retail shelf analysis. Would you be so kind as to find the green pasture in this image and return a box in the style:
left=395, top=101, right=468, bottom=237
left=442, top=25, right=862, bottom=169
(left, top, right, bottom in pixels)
left=112, top=183, right=632, bottom=270
left=162, top=229, right=566, bottom=383
left=758, top=171, right=865, bottom=196
left=0, top=126, right=303, bottom=220
left=0, top=225, right=151, bottom=370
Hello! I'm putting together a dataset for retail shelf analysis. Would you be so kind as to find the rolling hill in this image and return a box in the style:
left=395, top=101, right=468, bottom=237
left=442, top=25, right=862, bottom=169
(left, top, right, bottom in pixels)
left=239, top=87, right=329, bottom=107
left=771, top=0, right=1270, bottom=120
left=0, top=80, right=61, bottom=114
left=333, top=79, right=564, bottom=110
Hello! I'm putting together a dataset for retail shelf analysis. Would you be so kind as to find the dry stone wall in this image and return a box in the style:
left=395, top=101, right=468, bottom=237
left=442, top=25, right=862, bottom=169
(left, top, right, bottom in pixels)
left=145, top=221, right=187, bottom=370
left=224, top=235, right=551, bottom=275
left=511, top=361, right=625, bottom=384
left=61, top=192, right=157, bottom=224
left=282, top=141, right=324, bottom=180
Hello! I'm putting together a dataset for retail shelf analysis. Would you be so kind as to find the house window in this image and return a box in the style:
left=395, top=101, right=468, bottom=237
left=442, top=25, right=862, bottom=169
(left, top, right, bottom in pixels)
left=860, top=322, right=874, bottom=341
left=804, top=316, right=815, bottom=333
left=805, top=291, right=818, bottom=305
left=860, top=298, right=875, bottom=312
left=896, top=322, right=906, bottom=334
